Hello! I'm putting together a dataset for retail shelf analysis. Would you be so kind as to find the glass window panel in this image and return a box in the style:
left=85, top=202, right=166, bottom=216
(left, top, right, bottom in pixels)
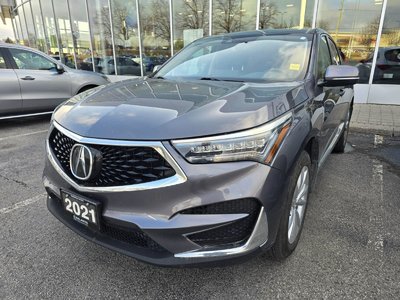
left=110, top=0, right=141, bottom=76
left=69, top=0, right=92, bottom=70
left=17, top=6, right=29, bottom=45
left=10, top=48, right=56, bottom=70
left=316, top=36, right=332, bottom=79
left=13, top=14, right=22, bottom=43
left=317, top=0, right=383, bottom=83
left=31, top=0, right=47, bottom=53
left=327, top=37, right=341, bottom=65
left=0, top=52, right=7, bottom=69
left=54, top=0, right=75, bottom=67
left=23, top=3, right=38, bottom=48
left=372, top=0, right=400, bottom=85
left=212, top=0, right=257, bottom=34
left=40, top=0, right=59, bottom=56
left=259, top=0, right=315, bottom=30
left=139, top=0, right=172, bottom=76
left=173, top=0, right=209, bottom=52
left=88, top=0, right=113, bottom=74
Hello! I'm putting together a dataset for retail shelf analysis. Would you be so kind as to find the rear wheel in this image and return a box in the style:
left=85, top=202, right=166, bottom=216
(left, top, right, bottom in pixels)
left=269, top=151, right=311, bottom=260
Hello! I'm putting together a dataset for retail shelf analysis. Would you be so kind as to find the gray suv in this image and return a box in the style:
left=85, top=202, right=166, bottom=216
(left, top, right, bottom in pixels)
left=0, top=43, right=109, bottom=119
left=43, top=29, right=358, bottom=266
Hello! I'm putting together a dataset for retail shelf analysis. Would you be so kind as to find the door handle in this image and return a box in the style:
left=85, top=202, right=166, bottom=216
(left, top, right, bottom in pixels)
left=339, top=89, right=345, bottom=96
left=21, top=76, right=35, bottom=80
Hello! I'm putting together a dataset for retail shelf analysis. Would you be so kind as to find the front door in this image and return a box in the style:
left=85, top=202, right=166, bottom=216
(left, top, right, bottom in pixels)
left=8, top=48, right=72, bottom=112
left=313, top=35, right=351, bottom=163
left=0, top=48, right=22, bottom=115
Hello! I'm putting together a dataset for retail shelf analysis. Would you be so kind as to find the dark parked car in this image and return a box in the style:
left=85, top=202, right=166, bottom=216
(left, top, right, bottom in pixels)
left=81, top=56, right=142, bottom=75
left=43, top=29, right=358, bottom=266
left=357, top=47, right=400, bottom=83
left=0, top=44, right=110, bottom=119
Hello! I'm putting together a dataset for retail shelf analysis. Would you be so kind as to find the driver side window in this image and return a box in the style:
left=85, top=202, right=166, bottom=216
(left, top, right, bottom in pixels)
left=9, top=48, right=56, bottom=71
left=316, top=36, right=332, bottom=80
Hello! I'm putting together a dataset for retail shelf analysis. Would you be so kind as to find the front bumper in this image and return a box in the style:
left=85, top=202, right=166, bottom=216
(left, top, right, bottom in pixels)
left=43, top=125, right=287, bottom=266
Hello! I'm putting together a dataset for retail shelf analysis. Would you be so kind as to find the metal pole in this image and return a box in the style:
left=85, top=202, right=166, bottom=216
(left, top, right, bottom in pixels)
left=66, top=0, right=78, bottom=69
left=39, top=0, right=51, bottom=53
left=10, top=12, right=18, bottom=42
left=50, top=0, right=62, bottom=63
left=21, top=3, right=30, bottom=46
left=29, top=0, right=38, bottom=49
left=209, top=0, right=212, bottom=35
left=85, top=0, right=96, bottom=72
left=169, top=0, right=174, bottom=56
left=312, top=0, right=319, bottom=28
left=18, top=12, right=25, bottom=43
left=107, top=0, right=117, bottom=75
left=136, top=0, right=144, bottom=77
left=299, top=0, right=307, bottom=29
left=256, top=0, right=260, bottom=30
left=368, top=0, right=388, bottom=87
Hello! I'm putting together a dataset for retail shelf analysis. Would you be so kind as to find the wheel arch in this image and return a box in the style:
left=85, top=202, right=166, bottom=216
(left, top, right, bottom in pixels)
left=76, top=84, right=98, bottom=95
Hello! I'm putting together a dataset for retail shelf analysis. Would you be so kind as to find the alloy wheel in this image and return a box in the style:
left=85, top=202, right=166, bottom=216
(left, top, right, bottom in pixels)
left=288, top=165, right=310, bottom=244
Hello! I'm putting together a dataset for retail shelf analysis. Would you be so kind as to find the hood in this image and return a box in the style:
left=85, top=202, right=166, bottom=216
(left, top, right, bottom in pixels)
left=53, top=78, right=307, bottom=140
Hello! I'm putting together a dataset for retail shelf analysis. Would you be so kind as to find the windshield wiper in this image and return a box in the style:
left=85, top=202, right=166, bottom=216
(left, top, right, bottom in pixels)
left=200, top=77, right=244, bottom=82
left=153, top=76, right=165, bottom=79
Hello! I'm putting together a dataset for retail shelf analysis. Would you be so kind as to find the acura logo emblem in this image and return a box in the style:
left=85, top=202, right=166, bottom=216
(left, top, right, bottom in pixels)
left=70, top=144, right=93, bottom=180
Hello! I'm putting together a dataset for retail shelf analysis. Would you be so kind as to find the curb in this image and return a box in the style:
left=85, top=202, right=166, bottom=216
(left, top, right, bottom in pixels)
left=349, top=125, right=400, bottom=137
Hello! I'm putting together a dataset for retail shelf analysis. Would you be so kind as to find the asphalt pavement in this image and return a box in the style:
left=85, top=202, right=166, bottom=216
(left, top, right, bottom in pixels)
left=1, top=116, right=399, bottom=299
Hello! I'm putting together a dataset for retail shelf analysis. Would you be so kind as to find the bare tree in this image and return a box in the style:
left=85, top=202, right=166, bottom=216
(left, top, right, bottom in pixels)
left=258, top=2, right=278, bottom=29
left=316, top=20, right=330, bottom=31
left=359, top=17, right=380, bottom=51
left=176, top=0, right=208, bottom=34
left=141, top=0, right=171, bottom=42
left=94, top=4, right=137, bottom=46
left=213, top=0, right=249, bottom=33
left=386, top=30, right=400, bottom=46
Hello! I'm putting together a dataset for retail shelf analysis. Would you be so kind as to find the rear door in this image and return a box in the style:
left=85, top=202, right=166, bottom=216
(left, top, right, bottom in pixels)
left=7, top=48, right=72, bottom=112
left=0, top=47, right=22, bottom=115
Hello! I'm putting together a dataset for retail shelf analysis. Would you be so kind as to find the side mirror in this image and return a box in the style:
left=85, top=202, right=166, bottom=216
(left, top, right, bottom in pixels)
left=56, top=64, right=65, bottom=74
left=323, top=65, right=359, bottom=87
left=153, top=65, right=162, bottom=72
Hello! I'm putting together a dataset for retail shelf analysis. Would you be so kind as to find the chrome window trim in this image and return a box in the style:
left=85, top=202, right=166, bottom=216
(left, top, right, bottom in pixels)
left=47, top=121, right=187, bottom=193
left=174, top=207, right=268, bottom=258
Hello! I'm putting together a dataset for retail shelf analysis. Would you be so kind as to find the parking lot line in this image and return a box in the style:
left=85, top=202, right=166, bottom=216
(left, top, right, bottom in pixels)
left=0, top=130, right=48, bottom=142
left=0, top=193, right=46, bottom=214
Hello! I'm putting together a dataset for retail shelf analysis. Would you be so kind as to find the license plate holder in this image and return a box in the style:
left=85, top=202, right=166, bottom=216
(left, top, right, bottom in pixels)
left=60, top=190, right=101, bottom=230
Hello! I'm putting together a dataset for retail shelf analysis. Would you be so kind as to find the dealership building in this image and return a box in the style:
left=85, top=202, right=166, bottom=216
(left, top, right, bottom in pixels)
left=1, top=0, right=400, bottom=105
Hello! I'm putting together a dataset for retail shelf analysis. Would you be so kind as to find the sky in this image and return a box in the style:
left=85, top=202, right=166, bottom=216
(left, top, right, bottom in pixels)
left=0, top=18, right=15, bottom=41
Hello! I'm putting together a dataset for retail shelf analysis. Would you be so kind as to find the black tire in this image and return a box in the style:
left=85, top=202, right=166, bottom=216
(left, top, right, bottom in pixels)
left=269, top=151, right=311, bottom=260
left=333, top=107, right=351, bottom=153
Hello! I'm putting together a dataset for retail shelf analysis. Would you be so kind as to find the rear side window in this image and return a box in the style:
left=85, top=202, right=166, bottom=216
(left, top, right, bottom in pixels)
left=9, top=48, right=56, bottom=71
left=316, top=36, right=332, bottom=79
left=0, top=50, right=7, bottom=69
left=384, top=48, right=400, bottom=62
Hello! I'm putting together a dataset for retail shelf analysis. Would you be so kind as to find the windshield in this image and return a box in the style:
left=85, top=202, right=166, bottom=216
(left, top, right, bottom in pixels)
left=156, top=35, right=311, bottom=83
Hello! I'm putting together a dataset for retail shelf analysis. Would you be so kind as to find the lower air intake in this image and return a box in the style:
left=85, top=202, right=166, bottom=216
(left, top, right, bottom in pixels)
left=181, top=198, right=261, bottom=247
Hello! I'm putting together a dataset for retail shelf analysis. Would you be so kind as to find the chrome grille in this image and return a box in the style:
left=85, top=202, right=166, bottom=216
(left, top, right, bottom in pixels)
left=48, top=127, right=176, bottom=187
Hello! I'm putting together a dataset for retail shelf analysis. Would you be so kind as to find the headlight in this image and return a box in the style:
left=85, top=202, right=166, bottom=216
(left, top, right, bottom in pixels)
left=172, top=112, right=292, bottom=164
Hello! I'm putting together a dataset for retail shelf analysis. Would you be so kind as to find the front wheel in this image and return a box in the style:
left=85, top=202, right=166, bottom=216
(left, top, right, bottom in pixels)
left=269, top=151, right=311, bottom=260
